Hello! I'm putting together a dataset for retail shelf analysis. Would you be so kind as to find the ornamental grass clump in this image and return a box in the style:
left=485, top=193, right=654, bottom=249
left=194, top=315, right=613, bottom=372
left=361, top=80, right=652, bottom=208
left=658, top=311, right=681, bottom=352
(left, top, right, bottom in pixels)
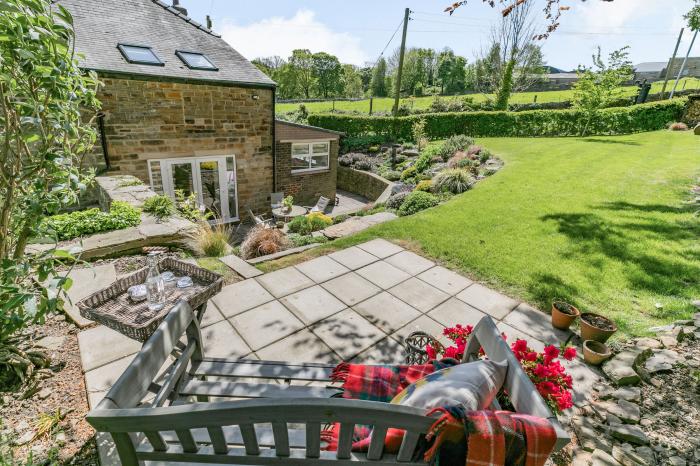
left=432, top=169, right=474, bottom=194
left=438, top=134, right=475, bottom=161
left=189, top=221, right=231, bottom=258
left=240, top=225, right=291, bottom=259
left=143, top=195, right=175, bottom=221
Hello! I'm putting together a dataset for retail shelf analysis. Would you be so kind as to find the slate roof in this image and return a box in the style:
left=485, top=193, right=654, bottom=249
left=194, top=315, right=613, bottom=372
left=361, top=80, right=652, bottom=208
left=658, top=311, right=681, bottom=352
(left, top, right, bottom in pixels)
left=634, top=62, right=666, bottom=73
left=58, top=0, right=275, bottom=87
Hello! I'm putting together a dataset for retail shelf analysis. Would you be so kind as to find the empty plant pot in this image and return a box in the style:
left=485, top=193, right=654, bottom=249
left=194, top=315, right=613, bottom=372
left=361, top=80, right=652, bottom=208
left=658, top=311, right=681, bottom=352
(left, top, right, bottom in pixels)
left=551, top=301, right=580, bottom=330
left=579, top=312, right=617, bottom=343
left=583, top=340, right=611, bottom=366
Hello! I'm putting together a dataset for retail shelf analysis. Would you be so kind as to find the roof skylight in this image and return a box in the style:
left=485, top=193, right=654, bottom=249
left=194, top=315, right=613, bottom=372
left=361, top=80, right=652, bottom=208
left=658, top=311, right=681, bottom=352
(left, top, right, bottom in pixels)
left=176, top=50, right=218, bottom=71
left=117, top=44, right=163, bottom=66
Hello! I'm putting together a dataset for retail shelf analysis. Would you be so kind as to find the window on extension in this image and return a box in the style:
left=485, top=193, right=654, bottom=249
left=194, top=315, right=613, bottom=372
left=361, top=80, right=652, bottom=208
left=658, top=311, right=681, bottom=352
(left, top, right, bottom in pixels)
left=176, top=50, right=218, bottom=71
left=117, top=44, right=163, bottom=66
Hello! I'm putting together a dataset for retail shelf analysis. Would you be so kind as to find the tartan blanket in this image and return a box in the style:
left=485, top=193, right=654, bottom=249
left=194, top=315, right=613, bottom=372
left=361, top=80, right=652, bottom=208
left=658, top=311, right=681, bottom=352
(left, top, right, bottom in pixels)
left=321, top=360, right=457, bottom=451
left=423, top=406, right=557, bottom=466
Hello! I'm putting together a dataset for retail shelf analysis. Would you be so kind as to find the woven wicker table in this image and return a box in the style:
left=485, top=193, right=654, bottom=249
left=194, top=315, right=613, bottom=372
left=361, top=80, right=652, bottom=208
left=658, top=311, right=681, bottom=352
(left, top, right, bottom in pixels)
left=77, top=257, right=223, bottom=342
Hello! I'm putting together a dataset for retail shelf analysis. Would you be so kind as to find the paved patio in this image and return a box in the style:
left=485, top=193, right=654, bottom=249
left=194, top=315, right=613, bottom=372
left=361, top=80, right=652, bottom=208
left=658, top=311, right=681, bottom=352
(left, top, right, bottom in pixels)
left=79, top=238, right=600, bottom=464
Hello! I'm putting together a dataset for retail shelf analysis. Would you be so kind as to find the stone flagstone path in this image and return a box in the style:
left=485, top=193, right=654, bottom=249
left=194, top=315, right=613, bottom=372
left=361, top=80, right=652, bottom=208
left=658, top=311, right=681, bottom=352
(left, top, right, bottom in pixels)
left=78, top=238, right=600, bottom=464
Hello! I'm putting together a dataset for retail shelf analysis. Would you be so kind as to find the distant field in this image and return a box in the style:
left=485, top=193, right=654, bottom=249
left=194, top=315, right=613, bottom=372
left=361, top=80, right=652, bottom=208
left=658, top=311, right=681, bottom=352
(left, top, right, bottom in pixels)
left=275, top=77, right=700, bottom=114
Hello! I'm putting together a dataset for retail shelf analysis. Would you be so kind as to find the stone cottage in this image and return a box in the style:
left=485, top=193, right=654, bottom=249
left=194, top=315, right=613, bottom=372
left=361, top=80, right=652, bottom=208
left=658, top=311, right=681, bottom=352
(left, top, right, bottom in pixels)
left=61, top=0, right=340, bottom=222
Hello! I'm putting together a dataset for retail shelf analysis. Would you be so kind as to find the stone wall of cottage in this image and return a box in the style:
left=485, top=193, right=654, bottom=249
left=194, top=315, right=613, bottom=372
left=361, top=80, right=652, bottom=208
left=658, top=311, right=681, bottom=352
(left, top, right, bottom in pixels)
left=274, top=140, right=338, bottom=206
left=93, top=75, right=274, bottom=213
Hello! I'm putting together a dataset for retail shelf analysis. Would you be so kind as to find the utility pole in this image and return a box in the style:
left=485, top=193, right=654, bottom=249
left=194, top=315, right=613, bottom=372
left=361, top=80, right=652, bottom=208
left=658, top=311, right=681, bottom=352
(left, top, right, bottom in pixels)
left=393, top=8, right=411, bottom=117
left=660, top=28, right=684, bottom=99
left=670, top=30, right=698, bottom=99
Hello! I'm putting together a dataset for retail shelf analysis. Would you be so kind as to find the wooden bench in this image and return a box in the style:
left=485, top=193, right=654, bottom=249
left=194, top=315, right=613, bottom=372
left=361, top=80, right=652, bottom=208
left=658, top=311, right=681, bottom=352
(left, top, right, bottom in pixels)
left=87, top=301, right=570, bottom=465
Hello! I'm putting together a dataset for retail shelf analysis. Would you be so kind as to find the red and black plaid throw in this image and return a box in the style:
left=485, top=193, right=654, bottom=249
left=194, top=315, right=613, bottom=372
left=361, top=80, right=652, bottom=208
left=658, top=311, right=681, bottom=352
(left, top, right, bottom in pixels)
left=423, top=407, right=556, bottom=466
left=321, top=360, right=456, bottom=451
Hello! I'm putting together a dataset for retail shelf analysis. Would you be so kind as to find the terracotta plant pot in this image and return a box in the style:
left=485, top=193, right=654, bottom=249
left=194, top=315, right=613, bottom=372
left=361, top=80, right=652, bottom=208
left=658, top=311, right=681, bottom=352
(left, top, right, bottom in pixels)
left=582, top=340, right=612, bottom=366
left=551, top=301, right=580, bottom=330
left=579, top=312, right=617, bottom=343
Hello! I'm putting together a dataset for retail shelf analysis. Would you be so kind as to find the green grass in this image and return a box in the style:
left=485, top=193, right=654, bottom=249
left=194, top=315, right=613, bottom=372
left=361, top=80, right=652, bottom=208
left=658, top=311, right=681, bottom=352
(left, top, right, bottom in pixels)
left=278, top=131, right=699, bottom=337
left=276, top=77, right=700, bottom=114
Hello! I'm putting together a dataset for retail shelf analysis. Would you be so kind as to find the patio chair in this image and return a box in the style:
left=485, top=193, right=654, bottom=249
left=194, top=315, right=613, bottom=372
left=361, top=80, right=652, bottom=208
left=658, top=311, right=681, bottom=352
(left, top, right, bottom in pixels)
left=246, top=207, right=275, bottom=228
left=305, top=195, right=331, bottom=214
left=270, top=192, right=284, bottom=210
left=86, top=301, right=569, bottom=465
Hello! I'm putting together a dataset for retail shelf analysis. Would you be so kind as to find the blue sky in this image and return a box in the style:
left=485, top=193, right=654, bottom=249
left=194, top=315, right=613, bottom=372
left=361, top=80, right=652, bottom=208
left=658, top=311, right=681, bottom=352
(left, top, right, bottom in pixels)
left=179, top=0, right=696, bottom=70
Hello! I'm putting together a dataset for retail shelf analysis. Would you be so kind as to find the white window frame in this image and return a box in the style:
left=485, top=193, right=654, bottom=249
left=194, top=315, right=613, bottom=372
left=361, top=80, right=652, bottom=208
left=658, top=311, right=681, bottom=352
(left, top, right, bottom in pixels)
left=291, top=141, right=330, bottom=173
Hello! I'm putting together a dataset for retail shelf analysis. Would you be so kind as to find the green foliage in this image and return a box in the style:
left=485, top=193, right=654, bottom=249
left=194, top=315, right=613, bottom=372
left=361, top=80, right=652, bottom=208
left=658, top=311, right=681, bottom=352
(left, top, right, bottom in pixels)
left=398, top=191, right=439, bottom=216
left=175, top=189, right=211, bottom=222
left=415, top=180, right=433, bottom=192
left=685, top=0, right=700, bottom=31
left=191, top=222, right=230, bottom=258
left=38, top=202, right=141, bottom=241
left=412, top=117, right=427, bottom=149
left=371, top=58, right=389, bottom=97
left=572, top=47, right=634, bottom=135
left=386, top=192, right=410, bottom=210
left=287, top=212, right=333, bottom=235
left=312, top=51, right=343, bottom=98
left=340, top=134, right=386, bottom=153
left=0, top=0, right=101, bottom=343
left=400, top=165, right=418, bottom=182
left=438, top=134, right=475, bottom=161
left=308, top=98, right=687, bottom=139
left=433, top=169, right=475, bottom=194
left=282, top=196, right=294, bottom=209
left=288, top=233, right=329, bottom=248
left=479, top=148, right=493, bottom=163
left=143, top=195, right=175, bottom=221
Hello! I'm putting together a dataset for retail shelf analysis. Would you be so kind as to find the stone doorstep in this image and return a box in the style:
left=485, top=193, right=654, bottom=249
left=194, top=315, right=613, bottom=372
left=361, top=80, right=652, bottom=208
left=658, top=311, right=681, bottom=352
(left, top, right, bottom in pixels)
left=218, top=254, right=262, bottom=278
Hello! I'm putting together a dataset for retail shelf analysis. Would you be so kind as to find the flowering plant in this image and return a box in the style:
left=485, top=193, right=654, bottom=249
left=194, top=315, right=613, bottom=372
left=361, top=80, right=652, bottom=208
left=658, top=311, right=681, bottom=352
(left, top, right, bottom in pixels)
left=425, top=324, right=577, bottom=414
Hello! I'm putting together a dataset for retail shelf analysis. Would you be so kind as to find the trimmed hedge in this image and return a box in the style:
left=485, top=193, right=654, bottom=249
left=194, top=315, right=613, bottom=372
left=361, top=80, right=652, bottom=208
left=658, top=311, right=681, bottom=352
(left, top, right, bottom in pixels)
left=308, top=98, right=687, bottom=139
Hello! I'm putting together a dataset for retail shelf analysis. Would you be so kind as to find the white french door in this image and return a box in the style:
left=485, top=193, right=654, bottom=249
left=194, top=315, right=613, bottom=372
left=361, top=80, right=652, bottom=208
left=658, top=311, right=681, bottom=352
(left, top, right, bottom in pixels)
left=159, top=156, right=239, bottom=222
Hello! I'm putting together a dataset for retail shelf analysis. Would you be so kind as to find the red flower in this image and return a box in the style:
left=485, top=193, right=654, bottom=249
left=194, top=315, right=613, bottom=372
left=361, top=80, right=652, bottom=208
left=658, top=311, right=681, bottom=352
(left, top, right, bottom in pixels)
left=555, top=391, right=573, bottom=411
left=444, top=346, right=459, bottom=359
left=563, top=346, right=577, bottom=361
left=425, top=344, right=437, bottom=360
left=512, top=339, right=528, bottom=354
left=524, top=351, right=538, bottom=362
left=543, top=345, right=560, bottom=363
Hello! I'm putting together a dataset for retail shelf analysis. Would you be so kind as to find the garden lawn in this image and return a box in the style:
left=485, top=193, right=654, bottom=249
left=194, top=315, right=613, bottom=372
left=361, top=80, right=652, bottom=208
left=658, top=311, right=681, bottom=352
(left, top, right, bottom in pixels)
left=334, top=131, right=700, bottom=337
left=276, top=78, right=700, bottom=114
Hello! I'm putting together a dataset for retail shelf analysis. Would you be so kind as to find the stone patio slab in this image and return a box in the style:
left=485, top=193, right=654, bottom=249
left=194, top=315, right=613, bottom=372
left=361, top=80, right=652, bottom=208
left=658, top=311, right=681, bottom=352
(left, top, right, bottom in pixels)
left=65, top=264, right=117, bottom=328
left=255, top=266, right=315, bottom=298
left=219, top=254, right=263, bottom=278
left=229, top=301, right=305, bottom=351
left=327, top=246, right=378, bottom=270
left=356, top=238, right=403, bottom=258
left=294, top=255, right=350, bottom=283
left=310, top=309, right=385, bottom=360
left=388, top=277, right=450, bottom=313
left=321, top=272, right=381, bottom=307
left=200, top=320, right=253, bottom=359
left=496, top=322, right=546, bottom=352
left=351, top=337, right=405, bottom=365
left=353, top=292, right=421, bottom=334
left=200, top=301, right=225, bottom=328
left=256, top=329, right=336, bottom=363
left=503, top=302, right=573, bottom=346
left=279, top=285, right=347, bottom=325
left=356, top=261, right=411, bottom=289
left=418, top=266, right=473, bottom=295
left=428, top=297, right=487, bottom=328
left=211, top=279, right=274, bottom=318
left=78, top=325, right=142, bottom=372
left=385, top=251, right=435, bottom=275
left=456, top=283, right=519, bottom=320
left=84, top=354, right=135, bottom=397
left=392, top=315, right=451, bottom=346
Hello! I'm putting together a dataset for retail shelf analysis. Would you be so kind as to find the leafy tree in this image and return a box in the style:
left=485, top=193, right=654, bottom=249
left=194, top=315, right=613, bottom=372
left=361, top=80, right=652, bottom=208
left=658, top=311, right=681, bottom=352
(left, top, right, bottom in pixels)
left=341, top=64, right=364, bottom=98
left=686, top=0, right=700, bottom=31
left=437, top=49, right=467, bottom=94
left=572, top=46, right=633, bottom=135
left=359, top=66, right=373, bottom=94
left=1, top=0, right=100, bottom=381
left=312, top=52, right=343, bottom=98
left=289, top=49, right=316, bottom=99
left=370, top=57, right=389, bottom=97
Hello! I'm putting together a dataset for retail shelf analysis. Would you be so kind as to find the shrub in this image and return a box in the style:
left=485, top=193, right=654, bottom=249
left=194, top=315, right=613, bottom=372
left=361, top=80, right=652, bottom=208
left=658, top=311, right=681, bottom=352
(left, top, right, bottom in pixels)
left=368, top=145, right=380, bottom=153
left=287, top=233, right=328, bottom=248
left=400, top=165, right=417, bottom=182
left=143, top=195, right=175, bottom=221
left=38, top=201, right=141, bottom=241
left=340, top=135, right=386, bottom=153
left=308, top=98, right=688, bottom=139
left=438, top=135, right=475, bottom=161
left=287, top=213, right=333, bottom=235
left=240, top=226, right=290, bottom=259
left=338, top=154, right=353, bottom=167
left=386, top=192, right=410, bottom=210
left=175, top=189, right=211, bottom=222
left=447, top=153, right=470, bottom=169
left=669, top=122, right=688, bottom=131
left=433, top=169, right=475, bottom=194
left=415, top=180, right=433, bottom=192
left=190, top=222, right=231, bottom=257
left=479, top=148, right=493, bottom=164
left=354, top=158, right=373, bottom=171
left=383, top=170, right=401, bottom=181
left=398, top=191, right=439, bottom=216
left=333, top=214, right=349, bottom=224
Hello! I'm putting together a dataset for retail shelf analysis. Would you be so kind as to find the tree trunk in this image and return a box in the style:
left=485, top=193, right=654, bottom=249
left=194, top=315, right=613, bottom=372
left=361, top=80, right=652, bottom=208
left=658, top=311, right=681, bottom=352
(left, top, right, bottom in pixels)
left=495, top=59, right=516, bottom=110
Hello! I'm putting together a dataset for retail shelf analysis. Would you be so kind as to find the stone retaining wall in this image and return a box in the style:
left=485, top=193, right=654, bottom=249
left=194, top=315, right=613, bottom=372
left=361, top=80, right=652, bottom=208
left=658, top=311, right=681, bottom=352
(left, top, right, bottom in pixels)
left=337, top=166, right=393, bottom=204
left=96, top=175, right=157, bottom=210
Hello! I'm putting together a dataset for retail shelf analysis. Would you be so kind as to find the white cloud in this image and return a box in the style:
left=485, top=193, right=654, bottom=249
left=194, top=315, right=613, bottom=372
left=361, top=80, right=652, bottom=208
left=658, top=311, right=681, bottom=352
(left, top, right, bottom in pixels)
left=219, top=10, right=368, bottom=65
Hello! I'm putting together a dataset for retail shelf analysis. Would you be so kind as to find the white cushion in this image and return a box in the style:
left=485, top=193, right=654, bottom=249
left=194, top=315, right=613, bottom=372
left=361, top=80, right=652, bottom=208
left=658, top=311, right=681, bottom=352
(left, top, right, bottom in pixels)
left=390, top=360, right=507, bottom=410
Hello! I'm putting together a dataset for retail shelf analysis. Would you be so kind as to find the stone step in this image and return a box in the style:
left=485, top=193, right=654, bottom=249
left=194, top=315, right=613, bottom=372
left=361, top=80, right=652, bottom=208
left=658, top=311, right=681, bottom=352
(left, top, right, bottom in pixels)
left=219, top=254, right=263, bottom=278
